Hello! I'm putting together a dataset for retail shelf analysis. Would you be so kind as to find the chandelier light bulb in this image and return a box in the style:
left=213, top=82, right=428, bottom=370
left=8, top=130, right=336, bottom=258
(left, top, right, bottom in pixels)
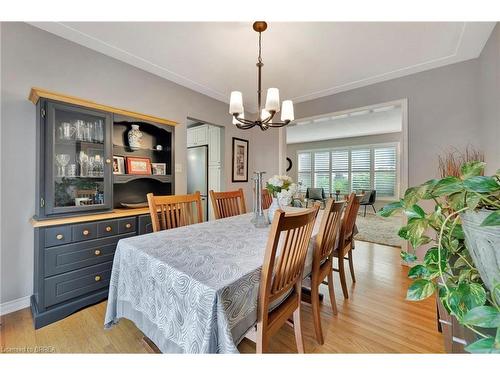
left=281, top=100, right=295, bottom=121
left=229, top=91, right=244, bottom=115
left=265, top=88, right=280, bottom=112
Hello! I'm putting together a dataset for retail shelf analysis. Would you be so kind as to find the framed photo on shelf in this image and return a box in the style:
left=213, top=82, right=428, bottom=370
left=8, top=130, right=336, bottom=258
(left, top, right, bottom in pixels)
left=112, top=156, right=125, bottom=175
left=232, top=137, right=249, bottom=182
left=152, top=163, right=167, bottom=175
left=126, top=156, right=152, bottom=175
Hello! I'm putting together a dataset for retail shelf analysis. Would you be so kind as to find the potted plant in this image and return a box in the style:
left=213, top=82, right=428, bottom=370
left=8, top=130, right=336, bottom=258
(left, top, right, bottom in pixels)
left=380, top=161, right=500, bottom=353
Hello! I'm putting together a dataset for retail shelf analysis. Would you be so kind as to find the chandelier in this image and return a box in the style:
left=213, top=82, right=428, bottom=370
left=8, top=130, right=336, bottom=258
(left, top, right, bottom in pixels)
left=229, top=21, right=294, bottom=131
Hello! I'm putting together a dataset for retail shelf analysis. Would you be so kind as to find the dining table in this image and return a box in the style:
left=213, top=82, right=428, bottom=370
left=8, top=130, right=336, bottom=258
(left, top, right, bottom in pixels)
left=104, top=207, right=328, bottom=353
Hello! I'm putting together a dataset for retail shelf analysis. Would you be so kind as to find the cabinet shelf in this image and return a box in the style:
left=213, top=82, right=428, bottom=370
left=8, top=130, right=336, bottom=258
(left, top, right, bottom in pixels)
left=113, top=174, right=172, bottom=184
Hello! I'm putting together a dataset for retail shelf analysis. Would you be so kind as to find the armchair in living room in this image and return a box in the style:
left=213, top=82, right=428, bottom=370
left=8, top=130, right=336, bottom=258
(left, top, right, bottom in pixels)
left=359, top=189, right=377, bottom=216
left=305, top=187, right=327, bottom=208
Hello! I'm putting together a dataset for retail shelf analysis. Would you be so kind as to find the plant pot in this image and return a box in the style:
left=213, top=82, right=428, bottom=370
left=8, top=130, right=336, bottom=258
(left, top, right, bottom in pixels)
left=460, top=209, right=500, bottom=292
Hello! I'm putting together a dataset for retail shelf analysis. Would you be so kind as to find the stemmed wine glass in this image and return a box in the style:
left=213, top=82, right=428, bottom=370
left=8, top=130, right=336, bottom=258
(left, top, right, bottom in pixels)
left=55, top=154, right=70, bottom=177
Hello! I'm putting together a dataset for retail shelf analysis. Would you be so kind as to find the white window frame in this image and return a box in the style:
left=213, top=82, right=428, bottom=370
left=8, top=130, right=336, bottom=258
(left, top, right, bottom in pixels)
left=297, top=141, right=400, bottom=200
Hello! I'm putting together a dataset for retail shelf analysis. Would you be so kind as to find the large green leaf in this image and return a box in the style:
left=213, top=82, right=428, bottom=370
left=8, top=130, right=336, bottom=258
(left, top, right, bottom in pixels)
left=403, top=187, right=420, bottom=207
left=465, top=337, right=500, bottom=354
left=405, top=204, right=426, bottom=219
left=407, top=279, right=435, bottom=301
left=462, top=306, right=500, bottom=328
left=460, top=161, right=486, bottom=179
left=463, top=176, right=500, bottom=193
left=424, top=247, right=447, bottom=267
left=448, top=282, right=487, bottom=318
left=432, top=176, right=463, bottom=196
left=419, top=179, right=440, bottom=199
left=406, top=217, right=429, bottom=248
left=379, top=201, right=403, bottom=217
left=481, top=210, right=500, bottom=226
left=448, top=192, right=467, bottom=211
left=397, top=226, right=409, bottom=240
left=400, top=251, right=417, bottom=263
left=408, top=265, right=431, bottom=279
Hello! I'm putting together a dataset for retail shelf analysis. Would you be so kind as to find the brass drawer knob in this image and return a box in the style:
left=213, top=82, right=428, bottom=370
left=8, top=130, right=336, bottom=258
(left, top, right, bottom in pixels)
left=83, top=229, right=90, bottom=236
left=94, top=249, right=101, bottom=256
left=56, top=234, right=64, bottom=240
left=105, top=226, right=112, bottom=232
left=95, top=275, right=101, bottom=282
left=125, top=223, right=132, bottom=229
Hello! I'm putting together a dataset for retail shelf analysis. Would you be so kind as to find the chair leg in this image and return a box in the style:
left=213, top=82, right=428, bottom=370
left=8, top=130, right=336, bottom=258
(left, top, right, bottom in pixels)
left=338, top=257, right=349, bottom=299
left=293, top=283, right=305, bottom=353
left=363, top=205, right=367, bottom=217
left=347, top=250, right=356, bottom=283
left=293, top=307, right=305, bottom=354
left=256, top=323, right=268, bottom=354
left=327, top=271, right=338, bottom=315
left=311, top=279, right=324, bottom=345
left=372, top=204, right=376, bottom=214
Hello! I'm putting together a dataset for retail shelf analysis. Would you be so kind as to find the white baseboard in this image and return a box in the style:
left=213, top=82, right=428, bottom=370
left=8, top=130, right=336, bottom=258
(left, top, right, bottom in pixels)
left=0, top=296, right=31, bottom=316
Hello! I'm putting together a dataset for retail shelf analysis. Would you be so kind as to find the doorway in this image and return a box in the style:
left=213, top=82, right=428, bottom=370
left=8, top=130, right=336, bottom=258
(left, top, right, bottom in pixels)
left=186, top=118, right=224, bottom=221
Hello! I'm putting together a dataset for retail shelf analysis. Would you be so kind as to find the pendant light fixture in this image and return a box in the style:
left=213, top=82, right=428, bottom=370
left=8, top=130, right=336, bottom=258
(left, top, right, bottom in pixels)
left=229, top=21, right=294, bottom=131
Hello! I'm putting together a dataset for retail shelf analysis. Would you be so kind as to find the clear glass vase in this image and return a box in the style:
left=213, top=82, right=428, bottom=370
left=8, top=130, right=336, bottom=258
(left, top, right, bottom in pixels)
left=267, top=197, right=282, bottom=223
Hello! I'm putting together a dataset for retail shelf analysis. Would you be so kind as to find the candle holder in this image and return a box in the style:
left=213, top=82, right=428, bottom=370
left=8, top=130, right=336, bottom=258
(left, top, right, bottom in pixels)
left=252, top=171, right=269, bottom=228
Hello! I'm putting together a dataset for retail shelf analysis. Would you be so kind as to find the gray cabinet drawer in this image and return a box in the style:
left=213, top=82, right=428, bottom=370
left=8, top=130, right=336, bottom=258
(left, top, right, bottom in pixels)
left=118, top=217, right=136, bottom=234
left=97, top=219, right=119, bottom=238
left=138, top=214, right=153, bottom=235
left=44, top=261, right=113, bottom=307
left=45, top=226, right=72, bottom=247
left=72, top=222, right=98, bottom=242
left=44, top=233, right=133, bottom=277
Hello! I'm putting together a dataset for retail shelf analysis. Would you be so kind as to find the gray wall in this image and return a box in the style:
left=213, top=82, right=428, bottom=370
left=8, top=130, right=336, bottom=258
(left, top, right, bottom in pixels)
left=293, top=58, right=482, bottom=190
left=479, top=23, right=500, bottom=175
left=0, top=22, right=279, bottom=305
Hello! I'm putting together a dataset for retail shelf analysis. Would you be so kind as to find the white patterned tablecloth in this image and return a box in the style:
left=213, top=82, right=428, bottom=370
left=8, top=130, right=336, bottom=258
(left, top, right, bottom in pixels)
left=104, top=210, right=322, bottom=353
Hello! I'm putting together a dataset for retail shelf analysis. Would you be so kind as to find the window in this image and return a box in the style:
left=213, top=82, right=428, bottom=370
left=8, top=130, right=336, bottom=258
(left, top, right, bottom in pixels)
left=331, top=150, right=349, bottom=194
left=374, top=147, right=397, bottom=197
left=313, top=151, right=330, bottom=193
left=297, top=143, right=399, bottom=198
left=297, top=152, right=312, bottom=192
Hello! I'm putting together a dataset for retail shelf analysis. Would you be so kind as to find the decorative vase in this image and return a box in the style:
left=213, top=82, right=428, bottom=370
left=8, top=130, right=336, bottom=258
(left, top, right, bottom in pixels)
left=128, top=124, right=143, bottom=150
left=460, top=209, right=500, bottom=292
left=268, top=197, right=282, bottom=223
left=252, top=171, right=269, bottom=228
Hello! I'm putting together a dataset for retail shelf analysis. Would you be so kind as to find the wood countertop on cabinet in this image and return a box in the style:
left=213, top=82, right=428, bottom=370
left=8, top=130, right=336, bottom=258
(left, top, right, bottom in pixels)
left=31, top=208, right=151, bottom=228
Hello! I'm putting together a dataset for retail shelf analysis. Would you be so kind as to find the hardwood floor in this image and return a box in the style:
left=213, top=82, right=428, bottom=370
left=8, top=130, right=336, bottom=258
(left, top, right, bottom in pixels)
left=0, top=241, right=444, bottom=354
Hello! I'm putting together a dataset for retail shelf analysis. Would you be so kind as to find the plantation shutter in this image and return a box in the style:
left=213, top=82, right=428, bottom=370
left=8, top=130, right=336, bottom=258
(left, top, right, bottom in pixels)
left=314, top=151, right=330, bottom=192
left=331, top=150, right=349, bottom=194
left=297, top=152, right=312, bottom=192
left=351, top=148, right=371, bottom=192
left=374, top=146, right=397, bottom=197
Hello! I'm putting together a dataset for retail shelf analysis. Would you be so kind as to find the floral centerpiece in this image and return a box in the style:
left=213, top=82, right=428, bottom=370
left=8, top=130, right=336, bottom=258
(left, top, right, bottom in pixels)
left=266, top=175, right=298, bottom=221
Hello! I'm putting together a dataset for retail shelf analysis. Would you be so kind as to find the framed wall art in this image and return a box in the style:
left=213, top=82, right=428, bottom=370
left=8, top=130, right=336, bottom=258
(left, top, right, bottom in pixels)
left=231, top=137, right=248, bottom=182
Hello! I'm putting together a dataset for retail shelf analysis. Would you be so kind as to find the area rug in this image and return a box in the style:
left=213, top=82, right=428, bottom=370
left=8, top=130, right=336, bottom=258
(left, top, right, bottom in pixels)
left=354, top=212, right=404, bottom=248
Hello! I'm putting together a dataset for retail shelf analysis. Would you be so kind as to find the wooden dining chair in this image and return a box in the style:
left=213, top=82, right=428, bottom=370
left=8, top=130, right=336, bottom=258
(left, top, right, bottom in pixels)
left=261, top=189, right=273, bottom=210
left=309, top=199, right=345, bottom=344
left=333, top=192, right=360, bottom=299
left=146, top=191, right=203, bottom=232
left=256, top=204, right=320, bottom=353
left=209, top=188, right=247, bottom=219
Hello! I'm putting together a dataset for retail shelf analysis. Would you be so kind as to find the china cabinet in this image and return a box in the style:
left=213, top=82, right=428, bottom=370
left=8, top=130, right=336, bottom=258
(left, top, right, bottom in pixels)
left=29, top=88, right=176, bottom=328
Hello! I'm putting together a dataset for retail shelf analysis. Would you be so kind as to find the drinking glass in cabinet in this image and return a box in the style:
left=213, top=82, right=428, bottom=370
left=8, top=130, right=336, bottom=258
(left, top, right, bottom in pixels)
left=78, top=151, right=89, bottom=177
left=59, top=122, right=75, bottom=141
left=55, top=154, right=70, bottom=177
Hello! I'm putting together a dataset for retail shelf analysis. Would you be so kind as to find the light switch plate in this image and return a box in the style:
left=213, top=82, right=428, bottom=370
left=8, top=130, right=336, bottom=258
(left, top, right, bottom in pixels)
left=175, top=163, right=182, bottom=173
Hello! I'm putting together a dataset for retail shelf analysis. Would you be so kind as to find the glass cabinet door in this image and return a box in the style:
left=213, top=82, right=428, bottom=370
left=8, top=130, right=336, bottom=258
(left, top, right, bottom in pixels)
left=45, top=102, right=112, bottom=215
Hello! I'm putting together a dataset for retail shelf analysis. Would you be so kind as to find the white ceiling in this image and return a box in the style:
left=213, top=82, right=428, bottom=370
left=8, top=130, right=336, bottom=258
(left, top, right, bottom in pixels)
left=30, top=22, right=495, bottom=112
left=286, top=105, right=402, bottom=144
